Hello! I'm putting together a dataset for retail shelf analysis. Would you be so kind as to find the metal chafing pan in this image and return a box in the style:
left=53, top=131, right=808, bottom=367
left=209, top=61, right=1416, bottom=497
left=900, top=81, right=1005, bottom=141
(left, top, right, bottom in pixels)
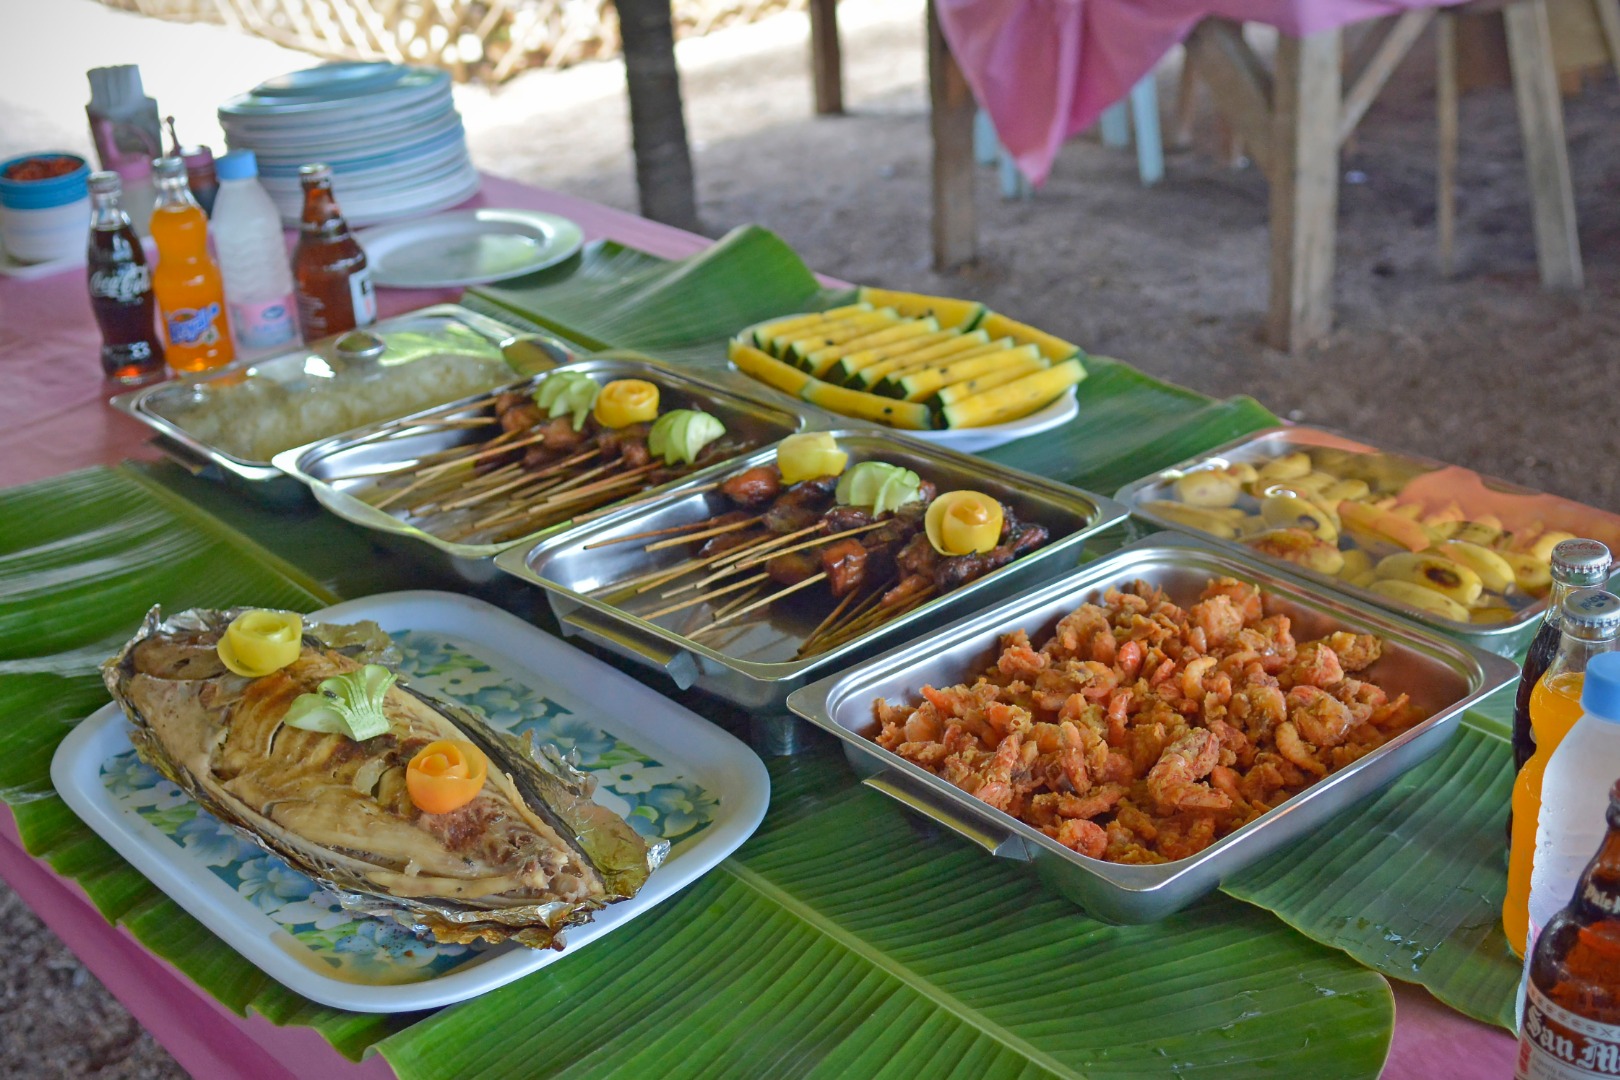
left=495, top=430, right=1130, bottom=710
left=1116, top=426, right=1620, bottom=656
left=109, top=303, right=563, bottom=503
left=785, top=531, right=1519, bottom=923
left=272, top=355, right=808, bottom=582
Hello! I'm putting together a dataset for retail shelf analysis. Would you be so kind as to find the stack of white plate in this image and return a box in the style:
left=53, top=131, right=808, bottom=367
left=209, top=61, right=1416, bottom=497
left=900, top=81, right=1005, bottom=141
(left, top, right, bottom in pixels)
left=218, top=62, right=480, bottom=227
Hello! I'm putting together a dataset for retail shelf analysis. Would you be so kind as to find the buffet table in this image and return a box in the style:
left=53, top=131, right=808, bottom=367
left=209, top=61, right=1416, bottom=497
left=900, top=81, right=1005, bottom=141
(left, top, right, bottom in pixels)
left=0, top=174, right=1519, bottom=1078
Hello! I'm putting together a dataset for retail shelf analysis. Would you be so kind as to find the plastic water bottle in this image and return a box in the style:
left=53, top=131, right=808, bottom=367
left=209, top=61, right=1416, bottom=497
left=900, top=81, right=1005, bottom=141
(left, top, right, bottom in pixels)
left=210, top=150, right=297, bottom=352
left=1528, top=648, right=1620, bottom=949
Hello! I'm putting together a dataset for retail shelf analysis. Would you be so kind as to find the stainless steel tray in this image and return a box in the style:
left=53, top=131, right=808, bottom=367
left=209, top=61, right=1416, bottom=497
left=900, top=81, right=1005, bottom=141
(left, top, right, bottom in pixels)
left=1115, top=425, right=1620, bottom=655
left=272, top=355, right=808, bottom=582
left=496, top=429, right=1130, bottom=710
left=785, top=531, right=1518, bottom=923
left=109, top=303, right=563, bottom=503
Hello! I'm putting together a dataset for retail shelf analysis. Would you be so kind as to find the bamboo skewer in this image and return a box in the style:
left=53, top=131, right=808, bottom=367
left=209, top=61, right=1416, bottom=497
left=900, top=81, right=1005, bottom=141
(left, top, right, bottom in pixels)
left=640, top=571, right=770, bottom=621
left=419, top=426, right=554, bottom=477
left=669, top=523, right=829, bottom=596
left=434, top=449, right=600, bottom=511
left=692, top=572, right=828, bottom=635
left=796, top=584, right=863, bottom=656
left=710, top=584, right=764, bottom=621
left=584, top=513, right=754, bottom=550
left=644, top=515, right=761, bottom=552
left=596, top=531, right=782, bottom=598
left=728, top=520, right=887, bottom=570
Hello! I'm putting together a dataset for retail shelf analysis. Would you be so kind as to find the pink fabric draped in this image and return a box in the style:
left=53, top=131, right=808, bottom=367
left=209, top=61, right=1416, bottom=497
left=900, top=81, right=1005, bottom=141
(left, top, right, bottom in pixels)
left=934, top=0, right=1463, bottom=184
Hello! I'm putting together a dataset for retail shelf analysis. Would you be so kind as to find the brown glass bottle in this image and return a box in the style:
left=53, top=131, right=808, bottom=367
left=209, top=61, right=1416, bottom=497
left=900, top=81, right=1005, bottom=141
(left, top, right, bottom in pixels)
left=291, top=163, right=376, bottom=341
left=1517, top=779, right=1620, bottom=1078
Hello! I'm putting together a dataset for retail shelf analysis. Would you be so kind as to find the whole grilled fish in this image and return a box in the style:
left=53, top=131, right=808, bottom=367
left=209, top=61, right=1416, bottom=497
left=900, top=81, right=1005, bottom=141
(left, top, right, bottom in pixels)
left=102, top=607, right=666, bottom=949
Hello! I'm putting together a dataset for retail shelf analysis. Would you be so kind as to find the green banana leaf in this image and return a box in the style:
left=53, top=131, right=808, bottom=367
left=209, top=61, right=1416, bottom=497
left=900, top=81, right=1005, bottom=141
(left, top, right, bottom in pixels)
left=1222, top=712, right=1522, bottom=1031
left=0, top=468, right=1396, bottom=1076
left=379, top=753, right=1394, bottom=1080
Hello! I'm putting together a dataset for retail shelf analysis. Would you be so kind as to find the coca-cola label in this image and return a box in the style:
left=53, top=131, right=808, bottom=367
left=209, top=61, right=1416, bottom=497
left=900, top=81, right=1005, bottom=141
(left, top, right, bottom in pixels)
left=166, top=303, right=224, bottom=347
left=90, top=264, right=150, bottom=304
left=1518, top=981, right=1620, bottom=1078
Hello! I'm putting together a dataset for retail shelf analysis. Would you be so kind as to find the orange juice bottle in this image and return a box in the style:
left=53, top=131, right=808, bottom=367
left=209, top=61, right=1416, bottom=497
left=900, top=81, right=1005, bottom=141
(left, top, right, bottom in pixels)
left=1505, top=589, right=1620, bottom=956
left=149, top=156, right=233, bottom=373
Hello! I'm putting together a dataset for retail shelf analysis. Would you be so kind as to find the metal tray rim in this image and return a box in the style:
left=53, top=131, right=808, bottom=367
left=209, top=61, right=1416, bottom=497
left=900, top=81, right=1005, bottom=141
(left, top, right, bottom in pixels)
left=273, top=355, right=813, bottom=560
left=496, top=430, right=1132, bottom=683
left=786, top=531, right=1520, bottom=896
left=110, top=303, right=544, bottom=483
left=1111, top=423, right=1619, bottom=645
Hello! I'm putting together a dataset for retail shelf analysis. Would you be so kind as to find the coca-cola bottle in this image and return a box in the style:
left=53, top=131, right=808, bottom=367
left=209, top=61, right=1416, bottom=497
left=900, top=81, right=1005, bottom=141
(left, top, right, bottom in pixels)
left=1518, top=775, right=1620, bottom=1079
left=86, top=170, right=165, bottom=382
left=291, top=163, right=376, bottom=341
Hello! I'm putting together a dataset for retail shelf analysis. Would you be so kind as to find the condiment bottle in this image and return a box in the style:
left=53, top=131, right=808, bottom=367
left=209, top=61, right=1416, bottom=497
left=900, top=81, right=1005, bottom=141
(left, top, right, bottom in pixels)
left=1529, top=651, right=1620, bottom=967
left=86, top=171, right=165, bottom=383
left=210, top=151, right=298, bottom=353
left=148, top=156, right=233, bottom=373
left=291, top=163, right=375, bottom=341
left=1516, top=776, right=1620, bottom=1078
left=1507, top=590, right=1620, bottom=957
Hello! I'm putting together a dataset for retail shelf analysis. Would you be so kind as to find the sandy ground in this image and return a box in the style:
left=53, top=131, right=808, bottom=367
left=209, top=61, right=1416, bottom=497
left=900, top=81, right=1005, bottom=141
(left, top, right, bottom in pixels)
left=1, top=0, right=1617, bottom=1075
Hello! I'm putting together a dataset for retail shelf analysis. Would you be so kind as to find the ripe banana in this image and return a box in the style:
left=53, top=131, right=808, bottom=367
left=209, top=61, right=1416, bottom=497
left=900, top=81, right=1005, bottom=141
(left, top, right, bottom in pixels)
left=1367, top=578, right=1471, bottom=622
left=1339, top=548, right=1374, bottom=580
left=1144, top=500, right=1238, bottom=539
left=1389, top=503, right=1424, bottom=520
left=1256, top=452, right=1312, bottom=483
left=1261, top=494, right=1339, bottom=542
left=1437, top=539, right=1516, bottom=594
left=1529, top=530, right=1578, bottom=563
left=1320, top=478, right=1370, bottom=503
left=1225, top=462, right=1259, bottom=484
left=1452, top=519, right=1502, bottom=547
left=1498, top=550, right=1553, bottom=595
left=1375, top=552, right=1484, bottom=607
left=1338, top=500, right=1431, bottom=553
left=1173, top=469, right=1244, bottom=508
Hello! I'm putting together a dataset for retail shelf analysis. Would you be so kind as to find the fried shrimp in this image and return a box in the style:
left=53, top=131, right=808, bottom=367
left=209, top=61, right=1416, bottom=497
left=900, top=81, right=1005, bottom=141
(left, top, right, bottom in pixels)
left=870, top=578, right=1425, bottom=863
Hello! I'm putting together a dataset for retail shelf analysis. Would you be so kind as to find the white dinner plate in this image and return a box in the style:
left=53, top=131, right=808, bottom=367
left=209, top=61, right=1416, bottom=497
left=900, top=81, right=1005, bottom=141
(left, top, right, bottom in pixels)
left=358, top=208, right=584, bottom=288
left=51, top=590, right=770, bottom=1013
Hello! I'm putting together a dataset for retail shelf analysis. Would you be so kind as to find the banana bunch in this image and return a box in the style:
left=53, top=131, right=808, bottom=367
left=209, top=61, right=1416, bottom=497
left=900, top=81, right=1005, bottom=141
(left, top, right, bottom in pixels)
left=1147, top=448, right=1592, bottom=626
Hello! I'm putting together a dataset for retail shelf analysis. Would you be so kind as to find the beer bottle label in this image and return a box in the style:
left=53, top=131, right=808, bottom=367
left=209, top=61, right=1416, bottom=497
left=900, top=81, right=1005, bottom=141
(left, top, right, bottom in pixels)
left=349, top=267, right=377, bottom=328
left=1518, top=981, right=1620, bottom=1078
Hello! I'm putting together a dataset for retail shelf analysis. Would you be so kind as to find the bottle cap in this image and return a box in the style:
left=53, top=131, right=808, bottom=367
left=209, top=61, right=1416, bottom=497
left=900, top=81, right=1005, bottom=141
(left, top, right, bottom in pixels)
left=215, top=150, right=258, bottom=181
left=1563, top=589, right=1620, bottom=632
left=1551, top=539, right=1614, bottom=587
left=151, top=156, right=185, bottom=181
left=1584, top=653, right=1620, bottom=721
left=298, top=162, right=333, bottom=184
left=88, top=171, right=121, bottom=197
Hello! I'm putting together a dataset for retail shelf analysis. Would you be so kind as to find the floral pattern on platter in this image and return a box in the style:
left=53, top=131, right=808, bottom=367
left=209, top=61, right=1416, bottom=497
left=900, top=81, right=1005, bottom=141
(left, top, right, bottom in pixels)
left=99, top=630, right=718, bottom=985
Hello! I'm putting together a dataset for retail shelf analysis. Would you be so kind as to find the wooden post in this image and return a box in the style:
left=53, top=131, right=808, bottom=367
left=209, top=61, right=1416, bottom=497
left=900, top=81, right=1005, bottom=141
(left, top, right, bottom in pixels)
left=1265, top=29, right=1341, bottom=352
left=1503, top=0, right=1583, bottom=290
left=929, top=0, right=976, bottom=269
left=808, top=0, right=844, bottom=115
left=617, top=0, right=700, bottom=232
left=1437, top=15, right=1459, bottom=277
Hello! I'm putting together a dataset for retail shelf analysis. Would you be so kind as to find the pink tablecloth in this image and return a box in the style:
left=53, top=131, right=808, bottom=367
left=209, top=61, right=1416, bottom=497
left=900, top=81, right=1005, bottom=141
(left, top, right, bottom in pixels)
left=936, top=0, right=1461, bottom=183
left=0, top=173, right=1518, bottom=1079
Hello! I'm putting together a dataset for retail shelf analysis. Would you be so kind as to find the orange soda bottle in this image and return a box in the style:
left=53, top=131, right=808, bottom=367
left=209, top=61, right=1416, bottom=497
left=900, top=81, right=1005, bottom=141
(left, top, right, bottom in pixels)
left=149, top=156, right=233, bottom=373
left=1506, top=590, right=1620, bottom=956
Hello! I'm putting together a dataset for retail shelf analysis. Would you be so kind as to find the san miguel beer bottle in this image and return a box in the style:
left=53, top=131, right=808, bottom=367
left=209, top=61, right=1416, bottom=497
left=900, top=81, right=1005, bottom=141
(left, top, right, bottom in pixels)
left=291, top=163, right=376, bottom=341
left=1518, top=776, right=1620, bottom=1079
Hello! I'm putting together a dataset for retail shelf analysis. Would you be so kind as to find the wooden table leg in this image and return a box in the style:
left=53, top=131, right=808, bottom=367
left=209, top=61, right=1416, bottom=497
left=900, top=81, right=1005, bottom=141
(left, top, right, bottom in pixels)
left=809, top=0, right=844, bottom=115
left=1437, top=15, right=1459, bottom=277
left=1265, top=29, right=1342, bottom=352
left=929, top=0, right=976, bottom=269
left=1503, top=0, right=1583, bottom=290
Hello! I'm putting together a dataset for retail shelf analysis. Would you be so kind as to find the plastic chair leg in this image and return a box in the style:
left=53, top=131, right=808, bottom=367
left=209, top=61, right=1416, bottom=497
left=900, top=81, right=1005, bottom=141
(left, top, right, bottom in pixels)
left=1128, top=76, right=1164, bottom=186
left=1099, top=102, right=1131, bottom=148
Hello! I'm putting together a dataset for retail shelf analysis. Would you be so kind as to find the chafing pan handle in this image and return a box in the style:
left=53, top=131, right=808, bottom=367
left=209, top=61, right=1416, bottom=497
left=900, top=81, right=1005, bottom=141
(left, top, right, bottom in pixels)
left=562, top=608, right=700, bottom=690
left=148, top=435, right=214, bottom=476
left=862, top=774, right=1031, bottom=861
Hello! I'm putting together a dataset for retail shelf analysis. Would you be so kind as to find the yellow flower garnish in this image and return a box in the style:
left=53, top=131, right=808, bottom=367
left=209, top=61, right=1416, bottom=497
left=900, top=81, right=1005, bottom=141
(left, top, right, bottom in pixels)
left=593, top=379, right=660, bottom=428
left=217, top=610, right=304, bottom=677
left=925, top=491, right=1004, bottom=555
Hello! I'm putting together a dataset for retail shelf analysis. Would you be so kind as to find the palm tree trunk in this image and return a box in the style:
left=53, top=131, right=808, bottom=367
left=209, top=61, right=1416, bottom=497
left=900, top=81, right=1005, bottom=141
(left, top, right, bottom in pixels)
left=616, top=0, right=700, bottom=231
